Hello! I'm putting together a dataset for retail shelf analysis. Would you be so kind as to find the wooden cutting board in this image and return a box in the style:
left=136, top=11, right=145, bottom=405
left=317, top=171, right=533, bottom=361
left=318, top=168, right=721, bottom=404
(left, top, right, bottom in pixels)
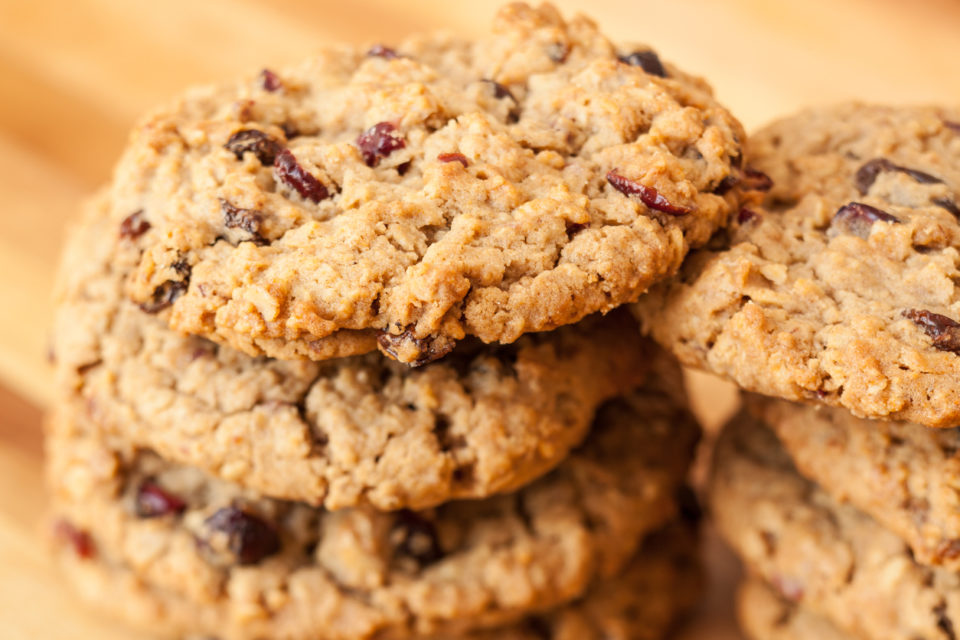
left=1, top=0, right=958, bottom=637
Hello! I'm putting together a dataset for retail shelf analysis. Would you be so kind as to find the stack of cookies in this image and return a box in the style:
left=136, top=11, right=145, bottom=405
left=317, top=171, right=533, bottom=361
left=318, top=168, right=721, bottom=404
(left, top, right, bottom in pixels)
left=636, top=104, right=960, bottom=639
left=47, top=4, right=748, bottom=638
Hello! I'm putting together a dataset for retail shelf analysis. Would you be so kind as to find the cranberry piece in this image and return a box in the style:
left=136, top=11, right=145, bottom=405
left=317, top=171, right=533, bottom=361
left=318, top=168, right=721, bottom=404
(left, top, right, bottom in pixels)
left=274, top=149, right=330, bottom=202
left=260, top=69, right=282, bottom=92
left=606, top=170, right=691, bottom=215
left=944, top=120, right=960, bottom=133
left=367, top=44, right=399, bottom=59
left=618, top=50, right=667, bottom=77
left=713, top=175, right=738, bottom=196
left=220, top=199, right=267, bottom=245
left=377, top=327, right=456, bottom=367
left=391, top=510, right=443, bottom=566
left=119, top=210, right=151, bottom=240
left=903, top=309, right=960, bottom=354
left=933, top=197, right=960, bottom=218
left=136, top=480, right=186, bottom=518
left=225, top=129, right=284, bottom=166
left=855, top=158, right=943, bottom=194
left=140, top=260, right=191, bottom=314
left=565, top=221, right=587, bottom=239
left=771, top=574, right=804, bottom=603
left=437, top=152, right=468, bottom=167
left=54, top=519, right=95, bottom=559
left=737, top=207, right=759, bottom=224
left=742, top=167, right=773, bottom=192
left=830, top=202, right=900, bottom=238
left=356, top=122, right=406, bottom=167
left=204, top=507, right=280, bottom=565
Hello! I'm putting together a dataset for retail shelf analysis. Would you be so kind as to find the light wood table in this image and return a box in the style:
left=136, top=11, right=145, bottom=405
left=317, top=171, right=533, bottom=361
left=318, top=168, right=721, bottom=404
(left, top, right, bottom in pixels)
left=0, top=0, right=957, bottom=636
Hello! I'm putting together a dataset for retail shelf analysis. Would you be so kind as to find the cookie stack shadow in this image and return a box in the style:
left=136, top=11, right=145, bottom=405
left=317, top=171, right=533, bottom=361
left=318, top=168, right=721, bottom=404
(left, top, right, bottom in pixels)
left=43, top=4, right=751, bottom=638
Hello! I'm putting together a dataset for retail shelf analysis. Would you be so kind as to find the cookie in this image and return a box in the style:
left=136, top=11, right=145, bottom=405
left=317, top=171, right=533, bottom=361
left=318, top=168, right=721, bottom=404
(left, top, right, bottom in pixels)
left=53, top=195, right=675, bottom=510
left=636, top=103, right=960, bottom=427
left=48, top=390, right=698, bottom=640
left=711, top=411, right=960, bottom=640
left=737, top=579, right=854, bottom=640
left=98, top=2, right=743, bottom=364
left=749, top=394, right=960, bottom=571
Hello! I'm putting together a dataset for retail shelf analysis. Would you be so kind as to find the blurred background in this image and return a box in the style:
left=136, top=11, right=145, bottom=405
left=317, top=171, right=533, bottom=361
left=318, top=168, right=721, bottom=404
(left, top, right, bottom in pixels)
left=0, top=0, right=958, bottom=636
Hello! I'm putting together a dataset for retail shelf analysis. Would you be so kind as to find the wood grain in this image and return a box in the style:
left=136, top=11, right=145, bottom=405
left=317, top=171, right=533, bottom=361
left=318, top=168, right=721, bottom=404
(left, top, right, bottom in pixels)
left=0, top=0, right=957, bottom=637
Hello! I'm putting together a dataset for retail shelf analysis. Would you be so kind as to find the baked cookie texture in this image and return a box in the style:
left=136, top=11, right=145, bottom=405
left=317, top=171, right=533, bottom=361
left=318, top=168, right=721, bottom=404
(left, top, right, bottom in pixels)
left=636, top=103, right=960, bottom=427
left=101, top=1, right=744, bottom=364
left=749, top=394, right=960, bottom=571
left=48, top=396, right=699, bottom=640
left=737, top=580, right=853, bottom=640
left=53, top=194, right=677, bottom=509
left=711, top=411, right=960, bottom=640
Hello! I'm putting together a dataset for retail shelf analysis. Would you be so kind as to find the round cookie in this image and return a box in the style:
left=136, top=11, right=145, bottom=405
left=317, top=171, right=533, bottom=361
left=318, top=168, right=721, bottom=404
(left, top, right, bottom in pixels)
left=636, top=103, right=960, bottom=427
left=749, top=394, right=960, bottom=572
left=53, top=195, right=672, bottom=510
left=48, top=391, right=699, bottom=640
left=737, top=579, right=854, bottom=640
left=100, top=2, right=744, bottom=364
left=711, top=411, right=960, bottom=640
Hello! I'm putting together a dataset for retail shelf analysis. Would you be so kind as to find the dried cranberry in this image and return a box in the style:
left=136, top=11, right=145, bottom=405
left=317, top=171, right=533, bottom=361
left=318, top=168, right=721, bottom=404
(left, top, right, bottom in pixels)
left=737, top=207, right=759, bottom=224
left=565, top=221, right=587, bottom=238
left=377, top=327, right=455, bottom=367
left=391, top=510, right=443, bottom=566
left=221, top=199, right=267, bottom=244
left=771, top=574, right=804, bottom=603
left=274, top=149, right=330, bottom=202
left=140, top=260, right=191, bottom=314
left=119, top=210, right=151, bottom=239
left=546, top=42, right=570, bottom=63
left=933, top=197, right=960, bottom=218
left=830, top=202, right=900, bottom=238
left=54, top=519, right=95, bottom=559
left=205, top=507, right=280, bottom=565
left=367, top=44, right=399, bottom=59
left=260, top=69, right=282, bottom=92
left=855, top=158, right=943, bottom=194
left=225, top=129, right=283, bottom=166
left=903, top=309, right=960, bottom=354
left=437, top=152, right=469, bottom=167
left=356, top=122, right=406, bottom=167
left=712, top=175, right=738, bottom=196
left=136, top=480, right=186, bottom=518
left=741, top=167, right=773, bottom=192
left=618, top=50, right=667, bottom=77
left=944, top=120, right=960, bottom=133
left=606, top=170, right=691, bottom=215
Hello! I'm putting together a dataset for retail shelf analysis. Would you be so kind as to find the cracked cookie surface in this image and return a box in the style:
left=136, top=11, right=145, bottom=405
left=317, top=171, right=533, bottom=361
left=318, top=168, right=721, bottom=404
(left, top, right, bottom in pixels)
left=636, top=103, right=960, bottom=427
left=102, top=2, right=743, bottom=364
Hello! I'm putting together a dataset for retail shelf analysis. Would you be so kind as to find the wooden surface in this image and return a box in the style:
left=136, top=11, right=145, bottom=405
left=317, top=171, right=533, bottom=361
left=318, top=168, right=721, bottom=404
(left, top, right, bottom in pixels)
left=0, top=0, right=958, bottom=637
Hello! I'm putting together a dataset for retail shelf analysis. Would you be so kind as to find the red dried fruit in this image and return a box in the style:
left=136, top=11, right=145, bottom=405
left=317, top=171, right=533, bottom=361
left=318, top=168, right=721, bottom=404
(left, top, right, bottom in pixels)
left=606, top=170, right=691, bottom=215
left=221, top=199, right=267, bottom=245
left=54, top=519, right=95, bottom=559
left=737, top=207, right=759, bottom=224
left=830, top=202, right=900, bottom=238
left=391, top=510, right=443, bottom=566
left=771, top=574, right=804, bottom=603
left=944, top=120, right=960, bottom=133
left=225, top=129, right=284, bottom=166
left=357, top=122, right=406, bottom=167
left=136, top=480, right=186, bottom=518
left=377, top=326, right=456, bottom=367
left=565, top=221, right=587, bottom=238
left=437, top=152, right=468, bottom=167
left=367, top=44, right=399, bottom=59
left=205, top=506, right=280, bottom=565
left=933, top=197, right=960, bottom=218
left=618, top=50, right=667, bottom=77
left=260, top=69, right=282, bottom=92
left=119, top=210, right=151, bottom=240
left=741, top=167, right=773, bottom=192
left=712, top=175, right=738, bottom=196
left=903, top=309, right=960, bottom=354
left=855, top=158, right=942, bottom=194
left=274, top=149, right=330, bottom=202
left=140, top=260, right=191, bottom=314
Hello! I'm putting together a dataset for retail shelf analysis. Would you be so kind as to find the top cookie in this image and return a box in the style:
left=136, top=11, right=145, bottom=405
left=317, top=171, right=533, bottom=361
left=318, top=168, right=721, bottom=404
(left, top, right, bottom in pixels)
left=636, top=103, right=960, bottom=427
left=106, top=2, right=744, bottom=364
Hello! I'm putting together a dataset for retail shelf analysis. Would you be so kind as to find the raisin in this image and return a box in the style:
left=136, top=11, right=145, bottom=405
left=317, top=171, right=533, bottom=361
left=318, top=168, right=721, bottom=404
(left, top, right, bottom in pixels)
left=933, top=197, right=960, bottom=217
left=391, top=510, right=443, bottom=566
left=742, top=167, right=773, bottom=192
left=274, top=149, right=330, bottom=202
left=221, top=199, right=267, bottom=244
left=357, top=122, right=406, bottom=167
left=713, top=175, right=738, bottom=196
left=482, top=79, right=521, bottom=123
left=136, top=480, right=186, bottom=518
left=140, top=260, right=191, bottom=314
left=204, top=507, right=280, bottom=565
left=377, top=326, right=456, bottom=366
left=119, top=210, right=150, bottom=239
left=367, top=44, right=399, bottom=59
left=546, top=42, right=570, bottom=63
left=565, top=221, right=587, bottom=238
left=737, top=207, right=759, bottom=224
left=54, top=519, right=95, bottom=559
left=618, top=50, right=667, bottom=77
left=260, top=69, right=281, bottom=92
left=225, top=129, right=283, bottom=166
left=606, top=170, right=691, bottom=215
left=903, top=309, right=960, bottom=354
left=855, top=158, right=943, bottom=194
left=437, top=152, right=468, bottom=167
left=830, top=202, right=900, bottom=238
